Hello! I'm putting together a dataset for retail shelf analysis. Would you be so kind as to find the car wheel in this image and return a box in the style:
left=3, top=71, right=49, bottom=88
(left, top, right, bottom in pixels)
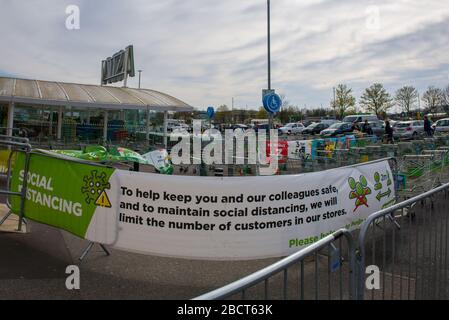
left=412, top=132, right=418, bottom=139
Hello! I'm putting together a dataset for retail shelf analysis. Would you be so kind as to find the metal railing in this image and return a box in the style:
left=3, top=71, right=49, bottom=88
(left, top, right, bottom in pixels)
left=195, top=181, right=449, bottom=301
left=194, top=229, right=356, bottom=300
left=357, top=181, right=449, bottom=300
left=0, top=135, right=32, bottom=231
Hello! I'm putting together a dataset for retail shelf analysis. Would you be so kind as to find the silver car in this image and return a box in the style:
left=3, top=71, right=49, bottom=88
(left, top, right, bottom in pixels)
left=279, top=123, right=305, bottom=135
left=433, top=118, right=449, bottom=133
left=393, top=121, right=424, bottom=139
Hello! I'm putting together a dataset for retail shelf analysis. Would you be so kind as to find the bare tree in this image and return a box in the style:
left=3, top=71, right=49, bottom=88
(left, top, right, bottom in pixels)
left=395, top=86, right=418, bottom=116
left=359, top=83, right=393, bottom=118
left=422, top=86, right=444, bottom=114
left=331, top=84, right=356, bottom=120
left=443, top=85, right=449, bottom=111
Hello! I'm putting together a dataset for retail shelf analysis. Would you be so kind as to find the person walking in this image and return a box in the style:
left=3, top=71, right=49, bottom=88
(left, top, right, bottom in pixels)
left=385, top=120, right=394, bottom=144
left=424, top=116, right=433, bottom=137
left=362, top=120, right=373, bottom=135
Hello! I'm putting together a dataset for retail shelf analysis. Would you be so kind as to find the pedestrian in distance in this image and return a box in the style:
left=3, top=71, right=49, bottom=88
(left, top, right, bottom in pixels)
left=424, top=115, right=433, bottom=137
left=362, top=120, right=373, bottom=136
left=351, top=121, right=360, bottom=132
left=385, top=120, right=394, bottom=144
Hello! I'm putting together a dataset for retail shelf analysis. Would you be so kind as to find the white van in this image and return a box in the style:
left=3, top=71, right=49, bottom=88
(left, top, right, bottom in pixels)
left=342, top=114, right=379, bottom=124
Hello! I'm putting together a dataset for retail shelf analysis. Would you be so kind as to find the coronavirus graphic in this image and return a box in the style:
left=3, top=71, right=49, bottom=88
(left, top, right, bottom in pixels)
left=81, top=171, right=111, bottom=204
left=348, top=175, right=372, bottom=212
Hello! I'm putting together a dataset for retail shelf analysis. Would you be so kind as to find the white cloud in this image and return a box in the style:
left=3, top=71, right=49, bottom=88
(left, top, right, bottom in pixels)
left=0, top=0, right=448, bottom=110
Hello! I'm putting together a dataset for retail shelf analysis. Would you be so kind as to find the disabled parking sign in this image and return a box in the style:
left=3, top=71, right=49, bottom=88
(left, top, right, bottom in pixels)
left=263, top=93, right=282, bottom=114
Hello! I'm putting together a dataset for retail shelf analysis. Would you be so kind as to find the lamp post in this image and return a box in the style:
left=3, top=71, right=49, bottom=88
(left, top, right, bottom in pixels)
left=333, top=86, right=337, bottom=119
left=138, top=70, right=142, bottom=89
left=267, top=0, right=273, bottom=130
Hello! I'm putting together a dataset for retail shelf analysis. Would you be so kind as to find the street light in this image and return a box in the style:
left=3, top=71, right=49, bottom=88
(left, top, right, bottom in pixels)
left=138, top=70, right=142, bottom=89
left=267, top=0, right=273, bottom=130
left=267, top=0, right=271, bottom=92
left=333, top=86, right=336, bottom=119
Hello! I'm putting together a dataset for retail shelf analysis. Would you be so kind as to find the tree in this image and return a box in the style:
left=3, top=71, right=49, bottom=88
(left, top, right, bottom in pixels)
left=278, top=105, right=302, bottom=124
left=422, top=86, right=444, bottom=114
left=217, top=105, right=230, bottom=112
left=442, top=85, right=449, bottom=112
left=331, top=84, right=356, bottom=120
left=256, top=107, right=268, bottom=119
left=359, top=83, right=393, bottom=118
left=395, top=86, right=418, bottom=116
left=215, top=105, right=230, bottom=124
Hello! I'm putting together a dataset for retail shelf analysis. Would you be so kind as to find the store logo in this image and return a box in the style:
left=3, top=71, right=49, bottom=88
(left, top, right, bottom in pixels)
left=348, top=176, right=372, bottom=212
left=81, top=171, right=112, bottom=208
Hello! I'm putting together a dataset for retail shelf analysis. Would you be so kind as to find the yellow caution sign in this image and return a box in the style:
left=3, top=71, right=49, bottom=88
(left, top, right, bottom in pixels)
left=95, top=191, right=112, bottom=208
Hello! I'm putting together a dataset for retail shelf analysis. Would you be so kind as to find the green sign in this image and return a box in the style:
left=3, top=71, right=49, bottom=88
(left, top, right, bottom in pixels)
left=51, top=145, right=149, bottom=164
left=11, top=152, right=115, bottom=238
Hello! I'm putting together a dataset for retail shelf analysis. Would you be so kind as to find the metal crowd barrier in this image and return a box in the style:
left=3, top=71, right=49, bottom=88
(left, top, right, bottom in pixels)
left=357, top=182, right=449, bottom=300
left=194, top=229, right=356, bottom=300
left=195, top=181, right=449, bottom=301
left=0, top=135, right=32, bottom=231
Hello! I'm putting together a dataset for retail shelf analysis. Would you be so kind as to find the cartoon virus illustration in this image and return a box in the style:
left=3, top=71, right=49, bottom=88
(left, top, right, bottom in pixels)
left=387, top=172, right=392, bottom=186
left=374, top=172, right=383, bottom=191
left=348, top=175, right=372, bottom=212
left=81, top=171, right=111, bottom=204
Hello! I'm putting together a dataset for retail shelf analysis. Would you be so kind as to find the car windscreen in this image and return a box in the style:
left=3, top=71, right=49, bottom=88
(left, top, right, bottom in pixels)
left=343, top=116, right=357, bottom=123
left=329, top=123, right=342, bottom=129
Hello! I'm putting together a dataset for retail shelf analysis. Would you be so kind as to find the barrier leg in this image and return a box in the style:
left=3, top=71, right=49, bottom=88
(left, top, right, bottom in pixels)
left=387, top=213, right=401, bottom=230
left=100, top=244, right=111, bottom=256
left=79, top=242, right=94, bottom=261
left=79, top=242, right=111, bottom=261
left=0, top=210, right=12, bottom=226
left=0, top=211, right=26, bottom=229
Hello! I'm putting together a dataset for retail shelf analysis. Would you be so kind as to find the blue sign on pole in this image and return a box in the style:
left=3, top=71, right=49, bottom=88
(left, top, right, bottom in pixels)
left=263, top=93, right=282, bottom=114
left=207, top=106, right=215, bottom=119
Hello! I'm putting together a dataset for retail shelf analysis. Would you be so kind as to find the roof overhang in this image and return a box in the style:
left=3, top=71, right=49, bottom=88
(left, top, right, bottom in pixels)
left=0, top=76, right=194, bottom=112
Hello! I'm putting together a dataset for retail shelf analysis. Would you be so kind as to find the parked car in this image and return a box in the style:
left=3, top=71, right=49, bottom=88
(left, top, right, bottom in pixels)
left=255, top=123, right=270, bottom=133
left=278, top=123, right=305, bottom=135
left=229, top=124, right=249, bottom=132
left=393, top=121, right=424, bottom=139
left=367, top=121, right=385, bottom=137
left=320, top=119, right=340, bottom=126
left=301, top=120, right=315, bottom=128
left=432, top=118, right=449, bottom=133
left=342, top=114, right=379, bottom=125
left=302, top=122, right=329, bottom=135
left=320, top=122, right=352, bottom=137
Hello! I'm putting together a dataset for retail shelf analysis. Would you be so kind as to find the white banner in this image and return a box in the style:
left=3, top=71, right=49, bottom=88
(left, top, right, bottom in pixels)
left=86, top=160, right=395, bottom=260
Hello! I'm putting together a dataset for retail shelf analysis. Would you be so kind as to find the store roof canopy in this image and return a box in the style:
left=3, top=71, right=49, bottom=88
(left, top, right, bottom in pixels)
left=0, top=76, right=194, bottom=112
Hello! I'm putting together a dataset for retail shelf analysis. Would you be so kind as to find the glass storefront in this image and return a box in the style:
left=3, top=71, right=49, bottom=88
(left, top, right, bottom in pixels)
left=13, top=105, right=58, bottom=138
left=10, top=104, right=169, bottom=145
left=0, top=105, right=7, bottom=133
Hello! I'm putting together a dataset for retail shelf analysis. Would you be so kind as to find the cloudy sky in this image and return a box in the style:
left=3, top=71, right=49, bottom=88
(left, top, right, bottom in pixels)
left=1, top=0, right=448, bottom=111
